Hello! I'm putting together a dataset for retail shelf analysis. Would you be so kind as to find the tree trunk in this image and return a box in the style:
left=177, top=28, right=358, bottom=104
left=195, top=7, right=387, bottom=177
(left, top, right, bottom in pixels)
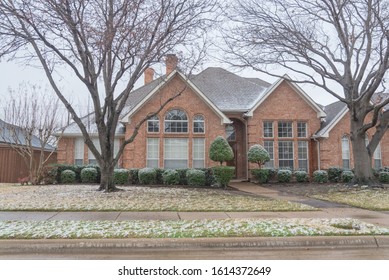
left=98, top=161, right=120, bottom=192
left=350, top=119, right=378, bottom=186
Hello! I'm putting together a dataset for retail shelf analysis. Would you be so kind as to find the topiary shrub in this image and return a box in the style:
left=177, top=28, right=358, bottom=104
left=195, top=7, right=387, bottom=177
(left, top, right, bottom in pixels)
left=138, top=168, right=157, bottom=185
left=251, top=169, right=269, bottom=184
left=247, top=144, right=270, bottom=168
left=162, top=169, right=180, bottom=185
left=114, top=169, right=130, bottom=185
left=277, top=169, right=292, bottom=183
left=212, top=166, right=235, bottom=188
left=81, top=167, right=99, bottom=183
left=60, top=169, right=76, bottom=184
left=341, top=170, right=354, bottom=183
left=129, top=169, right=139, bottom=185
left=209, top=136, right=234, bottom=165
left=294, top=170, right=308, bottom=183
left=328, top=166, right=343, bottom=182
left=186, top=169, right=206, bottom=187
left=379, top=171, right=389, bottom=183
left=313, top=170, right=328, bottom=183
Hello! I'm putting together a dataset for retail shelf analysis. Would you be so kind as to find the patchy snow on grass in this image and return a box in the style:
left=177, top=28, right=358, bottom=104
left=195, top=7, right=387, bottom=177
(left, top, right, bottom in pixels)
left=311, top=188, right=389, bottom=210
left=0, top=218, right=387, bottom=239
left=0, top=185, right=315, bottom=211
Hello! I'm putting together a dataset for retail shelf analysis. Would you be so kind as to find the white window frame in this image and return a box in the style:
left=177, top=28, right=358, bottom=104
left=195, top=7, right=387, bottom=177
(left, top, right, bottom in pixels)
left=341, top=136, right=350, bottom=170
left=164, top=109, right=188, bottom=133
left=263, top=140, right=274, bottom=168
left=193, top=115, right=205, bottom=134
left=297, top=122, right=307, bottom=138
left=278, top=141, right=294, bottom=169
left=263, top=121, right=273, bottom=138
left=192, top=138, right=205, bottom=168
left=74, top=137, right=84, bottom=165
left=147, top=116, right=160, bottom=133
left=146, top=138, right=159, bottom=168
left=278, top=121, right=293, bottom=138
left=297, top=141, right=309, bottom=171
left=374, top=142, right=382, bottom=170
left=163, top=138, right=188, bottom=169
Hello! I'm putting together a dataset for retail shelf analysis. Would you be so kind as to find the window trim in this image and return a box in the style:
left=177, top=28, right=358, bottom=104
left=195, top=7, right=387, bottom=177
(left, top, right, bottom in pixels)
left=164, top=109, right=189, bottom=133
left=278, top=140, right=294, bottom=169
left=146, top=138, right=159, bottom=168
left=278, top=121, right=293, bottom=138
left=163, top=138, right=189, bottom=169
left=263, top=140, right=274, bottom=168
left=147, top=115, right=160, bottom=133
left=193, top=114, right=205, bottom=134
left=297, top=122, right=308, bottom=138
left=297, top=140, right=309, bottom=171
left=226, top=124, right=236, bottom=141
left=263, top=121, right=274, bottom=138
left=192, top=138, right=205, bottom=168
left=341, top=135, right=350, bottom=170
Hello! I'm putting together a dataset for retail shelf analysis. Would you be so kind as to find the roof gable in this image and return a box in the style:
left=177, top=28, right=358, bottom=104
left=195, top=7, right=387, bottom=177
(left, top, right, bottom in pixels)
left=245, top=75, right=326, bottom=118
left=314, top=101, right=348, bottom=138
left=120, top=70, right=231, bottom=124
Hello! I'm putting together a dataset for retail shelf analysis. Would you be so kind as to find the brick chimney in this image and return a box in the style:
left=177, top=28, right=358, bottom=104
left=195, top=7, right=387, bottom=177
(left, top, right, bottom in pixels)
left=165, top=54, right=178, bottom=75
left=144, top=67, right=154, bottom=85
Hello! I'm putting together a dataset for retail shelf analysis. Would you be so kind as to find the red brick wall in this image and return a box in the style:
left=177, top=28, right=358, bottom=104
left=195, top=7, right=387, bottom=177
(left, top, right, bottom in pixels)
left=57, top=137, right=75, bottom=164
left=123, top=74, right=226, bottom=169
left=247, top=81, right=322, bottom=174
left=320, top=112, right=389, bottom=169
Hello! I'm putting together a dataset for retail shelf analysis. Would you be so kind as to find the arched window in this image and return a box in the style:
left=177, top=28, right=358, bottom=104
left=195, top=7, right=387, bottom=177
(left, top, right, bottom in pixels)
left=226, top=124, right=235, bottom=141
left=164, top=109, right=188, bottom=133
left=193, top=115, right=205, bottom=133
left=341, top=136, right=350, bottom=170
left=147, top=116, right=159, bottom=133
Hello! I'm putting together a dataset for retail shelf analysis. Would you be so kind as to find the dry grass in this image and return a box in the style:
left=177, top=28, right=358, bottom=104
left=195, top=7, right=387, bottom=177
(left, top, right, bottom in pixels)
left=0, top=184, right=315, bottom=212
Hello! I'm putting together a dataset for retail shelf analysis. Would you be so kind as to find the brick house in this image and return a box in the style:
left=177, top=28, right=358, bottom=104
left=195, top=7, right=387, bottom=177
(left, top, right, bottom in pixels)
left=57, top=56, right=389, bottom=179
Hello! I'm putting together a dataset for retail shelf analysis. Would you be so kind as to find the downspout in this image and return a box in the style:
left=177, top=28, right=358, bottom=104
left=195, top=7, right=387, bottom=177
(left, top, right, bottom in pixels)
left=243, top=113, right=249, bottom=181
left=313, top=136, right=321, bottom=171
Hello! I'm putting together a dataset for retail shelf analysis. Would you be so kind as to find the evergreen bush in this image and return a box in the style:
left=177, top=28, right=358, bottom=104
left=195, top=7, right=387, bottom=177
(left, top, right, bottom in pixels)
left=251, top=169, right=269, bottom=184
left=341, top=170, right=354, bottom=183
left=313, top=170, right=328, bottom=183
left=328, top=166, right=343, bottom=182
left=60, top=169, right=76, bottom=184
left=379, top=171, right=389, bottom=184
left=209, top=136, right=234, bottom=165
left=176, top=168, right=189, bottom=185
left=212, top=166, right=235, bottom=188
left=186, top=169, right=206, bottom=186
left=277, top=169, right=292, bottom=183
left=247, top=144, right=270, bottom=168
left=81, top=167, right=99, bottom=183
left=114, top=169, right=130, bottom=185
left=294, top=170, right=308, bottom=182
left=162, top=169, right=180, bottom=185
left=138, top=168, right=157, bottom=185
left=129, top=169, right=139, bottom=184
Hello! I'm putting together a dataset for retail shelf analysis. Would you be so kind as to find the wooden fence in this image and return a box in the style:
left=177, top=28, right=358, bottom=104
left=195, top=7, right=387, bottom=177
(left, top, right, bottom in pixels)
left=0, top=145, right=57, bottom=183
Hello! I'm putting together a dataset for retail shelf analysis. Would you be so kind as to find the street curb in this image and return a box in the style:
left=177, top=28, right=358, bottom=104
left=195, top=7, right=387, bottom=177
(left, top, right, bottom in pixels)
left=1, top=236, right=388, bottom=254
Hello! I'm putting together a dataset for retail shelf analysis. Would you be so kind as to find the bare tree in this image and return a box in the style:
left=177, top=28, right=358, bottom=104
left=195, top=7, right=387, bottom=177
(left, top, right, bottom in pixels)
left=223, top=0, right=389, bottom=185
left=0, top=83, right=63, bottom=184
left=0, top=0, right=217, bottom=191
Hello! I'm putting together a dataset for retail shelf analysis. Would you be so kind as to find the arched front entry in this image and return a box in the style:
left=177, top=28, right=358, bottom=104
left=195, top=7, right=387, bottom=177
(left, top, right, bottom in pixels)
left=226, top=118, right=247, bottom=179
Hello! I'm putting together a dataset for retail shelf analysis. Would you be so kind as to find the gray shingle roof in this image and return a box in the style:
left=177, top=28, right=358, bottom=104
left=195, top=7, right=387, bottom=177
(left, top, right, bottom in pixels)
left=0, top=119, right=55, bottom=151
left=315, top=101, right=348, bottom=136
left=190, top=67, right=269, bottom=111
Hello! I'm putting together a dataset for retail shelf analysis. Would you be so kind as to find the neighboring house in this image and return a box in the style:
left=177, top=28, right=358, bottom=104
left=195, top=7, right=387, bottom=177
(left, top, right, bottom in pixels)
left=0, top=119, right=57, bottom=183
left=57, top=56, right=389, bottom=179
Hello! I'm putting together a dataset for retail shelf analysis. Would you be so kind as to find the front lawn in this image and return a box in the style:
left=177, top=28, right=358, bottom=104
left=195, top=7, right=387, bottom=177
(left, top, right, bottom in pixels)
left=267, top=184, right=389, bottom=211
left=0, top=218, right=388, bottom=239
left=0, top=184, right=315, bottom=212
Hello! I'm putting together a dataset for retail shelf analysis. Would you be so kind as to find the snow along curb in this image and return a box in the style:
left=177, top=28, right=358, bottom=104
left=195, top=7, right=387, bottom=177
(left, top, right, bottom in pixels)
left=0, top=236, right=388, bottom=254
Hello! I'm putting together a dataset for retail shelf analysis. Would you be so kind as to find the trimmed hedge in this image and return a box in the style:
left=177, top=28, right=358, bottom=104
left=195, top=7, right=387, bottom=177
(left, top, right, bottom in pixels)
left=114, top=169, right=130, bottom=185
left=277, top=169, right=292, bottom=183
left=176, top=168, right=189, bottom=185
left=379, top=171, right=389, bottom=183
left=313, top=170, right=328, bottom=183
left=186, top=169, right=206, bottom=187
left=139, top=168, right=157, bottom=185
left=328, top=166, right=342, bottom=182
left=81, top=167, right=99, bottom=183
left=294, top=170, right=308, bottom=183
left=212, top=166, right=235, bottom=188
left=60, top=170, right=76, bottom=184
left=341, top=170, right=354, bottom=183
left=251, top=169, right=269, bottom=184
left=129, top=169, right=139, bottom=185
left=162, top=169, right=180, bottom=185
